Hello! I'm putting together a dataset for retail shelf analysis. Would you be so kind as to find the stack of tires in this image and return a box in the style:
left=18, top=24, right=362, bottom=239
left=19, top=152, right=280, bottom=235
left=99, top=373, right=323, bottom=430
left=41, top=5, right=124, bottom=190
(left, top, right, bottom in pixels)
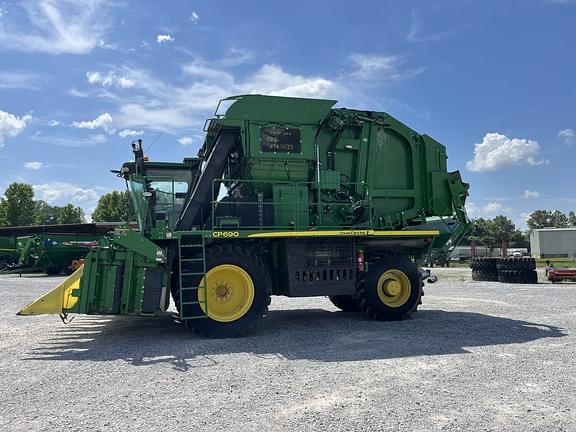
left=470, top=257, right=499, bottom=281
left=497, top=258, right=537, bottom=284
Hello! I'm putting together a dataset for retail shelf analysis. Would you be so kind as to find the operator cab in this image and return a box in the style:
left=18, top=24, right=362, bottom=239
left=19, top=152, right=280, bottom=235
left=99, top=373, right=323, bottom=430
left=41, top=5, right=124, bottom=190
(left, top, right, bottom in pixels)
left=117, top=140, right=200, bottom=233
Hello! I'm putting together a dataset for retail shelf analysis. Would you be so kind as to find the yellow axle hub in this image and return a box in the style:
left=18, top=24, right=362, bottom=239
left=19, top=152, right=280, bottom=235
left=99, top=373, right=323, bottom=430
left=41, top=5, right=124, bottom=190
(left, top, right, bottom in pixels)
left=376, top=269, right=412, bottom=308
left=198, top=264, right=255, bottom=322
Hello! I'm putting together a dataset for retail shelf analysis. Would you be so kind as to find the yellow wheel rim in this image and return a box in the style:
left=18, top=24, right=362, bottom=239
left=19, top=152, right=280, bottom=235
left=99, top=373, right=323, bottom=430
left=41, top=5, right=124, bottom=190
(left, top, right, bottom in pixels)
left=198, top=264, right=255, bottom=322
left=376, top=270, right=412, bottom=308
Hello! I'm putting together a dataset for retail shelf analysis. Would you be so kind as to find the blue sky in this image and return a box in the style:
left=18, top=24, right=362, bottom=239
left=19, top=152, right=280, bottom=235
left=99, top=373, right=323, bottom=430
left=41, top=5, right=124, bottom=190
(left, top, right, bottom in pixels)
left=0, top=0, right=574, bottom=228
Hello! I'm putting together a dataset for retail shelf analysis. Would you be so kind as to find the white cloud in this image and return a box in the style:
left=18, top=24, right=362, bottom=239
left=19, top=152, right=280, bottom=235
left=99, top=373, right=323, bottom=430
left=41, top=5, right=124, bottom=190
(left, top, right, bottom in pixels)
left=113, top=63, right=339, bottom=133
left=117, top=104, right=194, bottom=133
left=86, top=71, right=135, bottom=89
left=347, top=54, right=425, bottom=82
left=118, top=129, right=143, bottom=138
left=178, top=137, right=193, bottom=146
left=466, top=132, right=546, bottom=172
left=182, top=61, right=235, bottom=83
left=466, top=201, right=512, bottom=217
left=0, top=110, right=32, bottom=146
left=0, top=71, right=45, bottom=90
left=524, top=190, right=541, bottom=199
left=48, top=120, right=60, bottom=127
left=406, top=10, right=441, bottom=43
left=68, top=87, right=91, bottom=98
left=465, top=202, right=479, bottom=217
left=24, top=161, right=43, bottom=170
left=558, top=128, right=574, bottom=144
left=72, top=113, right=115, bottom=134
left=157, top=34, right=175, bottom=43
left=239, top=64, right=335, bottom=98
left=0, top=0, right=111, bottom=55
left=33, top=182, right=100, bottom=206
left=406, top=10, right=460, bottom=43
left=483, top=202, right=511, bottom=214
left=30, top=133, right=107, bottom=147
left=97, top=39, right=117, bottom=50
left=79, top=52, right=419, bottom=135
left=190, top=12, right=200, bottom=24
left=217, top=48, right=255, bottom=67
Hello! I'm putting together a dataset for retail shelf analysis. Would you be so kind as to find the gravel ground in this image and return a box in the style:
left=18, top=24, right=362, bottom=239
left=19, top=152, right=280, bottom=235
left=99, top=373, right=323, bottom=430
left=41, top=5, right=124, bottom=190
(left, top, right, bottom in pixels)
left=1, top=268, right=575, bottom=431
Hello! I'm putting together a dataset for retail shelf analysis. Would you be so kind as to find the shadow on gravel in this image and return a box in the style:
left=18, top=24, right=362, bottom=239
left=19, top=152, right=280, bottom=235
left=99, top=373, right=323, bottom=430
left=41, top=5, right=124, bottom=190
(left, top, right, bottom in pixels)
left=22, top=308, right=566, bottom=369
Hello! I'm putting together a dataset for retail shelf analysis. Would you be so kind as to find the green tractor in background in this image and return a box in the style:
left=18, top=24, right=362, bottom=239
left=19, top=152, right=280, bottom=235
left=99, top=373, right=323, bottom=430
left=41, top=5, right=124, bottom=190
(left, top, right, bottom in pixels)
left=1, top=224, right=124, bottom=275
left=0, top=236, right=18, bottom=271
left=8, top=234, right=97, bottom=275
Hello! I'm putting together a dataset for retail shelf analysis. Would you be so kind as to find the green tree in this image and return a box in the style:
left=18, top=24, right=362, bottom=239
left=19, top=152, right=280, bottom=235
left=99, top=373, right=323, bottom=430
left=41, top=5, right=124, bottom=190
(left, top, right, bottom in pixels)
left=509, top=229, right=529, bottom=248
left=58, top=204, right=84, bottom=224
left=527, top=210, right=553, bottom=230
left=92, top=191, right=135, bottom=222
left=35, top=200, right=62, bottom=225
left=0, top=182, right=36, bottom=227
left=485, top=215, right=516, bottom=248
left=550, top=210, right=568, bottom=228
left=464, top=218, right=488, bottom=245
left=569, top=211, right=576, bottom=226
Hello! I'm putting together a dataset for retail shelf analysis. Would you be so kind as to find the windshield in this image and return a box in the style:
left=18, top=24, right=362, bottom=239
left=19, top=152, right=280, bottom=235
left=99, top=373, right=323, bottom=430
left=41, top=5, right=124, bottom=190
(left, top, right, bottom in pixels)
left=128, top=171, right=191, bottom=231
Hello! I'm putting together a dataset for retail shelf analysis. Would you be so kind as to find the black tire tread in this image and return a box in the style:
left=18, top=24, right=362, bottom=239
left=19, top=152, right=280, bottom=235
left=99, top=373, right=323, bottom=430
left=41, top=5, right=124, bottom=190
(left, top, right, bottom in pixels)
left=471, top=269, right=499, bottom=281
left=356, top=255, right=422, bottom=321
left=498, top=269, right=538, bottom=284
left=470, top=257, right=501, bottom=270
left=328, top=295, right=360, bottom=312
left=497, top=257, right=536, bottom=271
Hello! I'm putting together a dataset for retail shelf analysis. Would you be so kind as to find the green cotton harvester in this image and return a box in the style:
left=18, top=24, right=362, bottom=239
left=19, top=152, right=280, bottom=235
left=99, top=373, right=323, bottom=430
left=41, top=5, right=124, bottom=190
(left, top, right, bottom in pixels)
left=19, top=95, right=470, bottom=337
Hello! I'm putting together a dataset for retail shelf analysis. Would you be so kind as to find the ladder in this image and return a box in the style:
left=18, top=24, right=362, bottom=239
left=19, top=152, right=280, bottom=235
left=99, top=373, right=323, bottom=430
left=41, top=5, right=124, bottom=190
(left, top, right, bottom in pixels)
left=177, top=233, right=208, bottom=320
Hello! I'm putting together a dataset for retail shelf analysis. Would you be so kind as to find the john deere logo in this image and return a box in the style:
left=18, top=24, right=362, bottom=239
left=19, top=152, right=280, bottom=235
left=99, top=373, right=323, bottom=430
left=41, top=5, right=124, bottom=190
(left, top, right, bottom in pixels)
left=339, top=230, right=369, bottom=236
left=212, top=231, right=240, bottom=238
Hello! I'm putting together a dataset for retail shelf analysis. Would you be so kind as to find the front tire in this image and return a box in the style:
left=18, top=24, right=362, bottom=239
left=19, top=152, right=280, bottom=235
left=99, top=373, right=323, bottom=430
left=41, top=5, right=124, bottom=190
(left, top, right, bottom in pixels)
left=173, top=244, right=271, bottom=338
left=356, top=255, right=422, bottom=321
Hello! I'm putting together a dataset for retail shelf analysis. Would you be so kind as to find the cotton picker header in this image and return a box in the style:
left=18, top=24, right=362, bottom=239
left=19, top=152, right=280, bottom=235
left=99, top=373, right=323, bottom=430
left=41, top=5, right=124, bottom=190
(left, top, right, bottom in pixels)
left=19, top=95, right=470, bottom=337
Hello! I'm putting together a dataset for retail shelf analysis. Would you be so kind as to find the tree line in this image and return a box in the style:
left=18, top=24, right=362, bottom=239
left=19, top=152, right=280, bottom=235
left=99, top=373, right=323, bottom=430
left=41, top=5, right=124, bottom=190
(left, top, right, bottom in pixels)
left=526, top=210, right=576, bottom=230
left=0, top=183, right=84, bottom=227
left=463, top=215, right=528, bottom=249
left=464, top=209, right=576, bottom=250
left=0, top=182, right=135, bottom=227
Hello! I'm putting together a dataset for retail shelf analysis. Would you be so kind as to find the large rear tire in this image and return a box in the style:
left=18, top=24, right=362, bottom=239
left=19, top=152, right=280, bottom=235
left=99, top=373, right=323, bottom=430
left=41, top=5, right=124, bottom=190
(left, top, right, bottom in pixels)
left=470, top=257, right=500, bottom=271
left=356, top=255, right=422, bottom=321
left=498, top=269, right=538, bottom=284
left=172, top=244, right=271, bottom=338
left=497, top=257, right=536, bottom=271
left=328, top=295, right=360, bottom=312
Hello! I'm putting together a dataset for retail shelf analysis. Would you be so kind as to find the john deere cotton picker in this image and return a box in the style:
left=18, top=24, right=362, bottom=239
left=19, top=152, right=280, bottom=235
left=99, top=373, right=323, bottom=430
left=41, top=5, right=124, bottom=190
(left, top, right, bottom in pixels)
left=19, top=95, right=470, bottom=337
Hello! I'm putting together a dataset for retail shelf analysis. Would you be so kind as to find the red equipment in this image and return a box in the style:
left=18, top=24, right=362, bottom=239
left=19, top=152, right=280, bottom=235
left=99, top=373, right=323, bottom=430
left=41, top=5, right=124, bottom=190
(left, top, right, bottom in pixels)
left=547, top=268, right=576, bottom=283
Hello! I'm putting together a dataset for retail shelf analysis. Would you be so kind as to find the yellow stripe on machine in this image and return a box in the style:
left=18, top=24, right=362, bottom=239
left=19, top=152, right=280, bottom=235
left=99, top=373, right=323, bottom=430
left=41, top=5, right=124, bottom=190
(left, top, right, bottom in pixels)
left=247, top=229, right=440, bottom=238
left=17, top=265, right=83, bottom=316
